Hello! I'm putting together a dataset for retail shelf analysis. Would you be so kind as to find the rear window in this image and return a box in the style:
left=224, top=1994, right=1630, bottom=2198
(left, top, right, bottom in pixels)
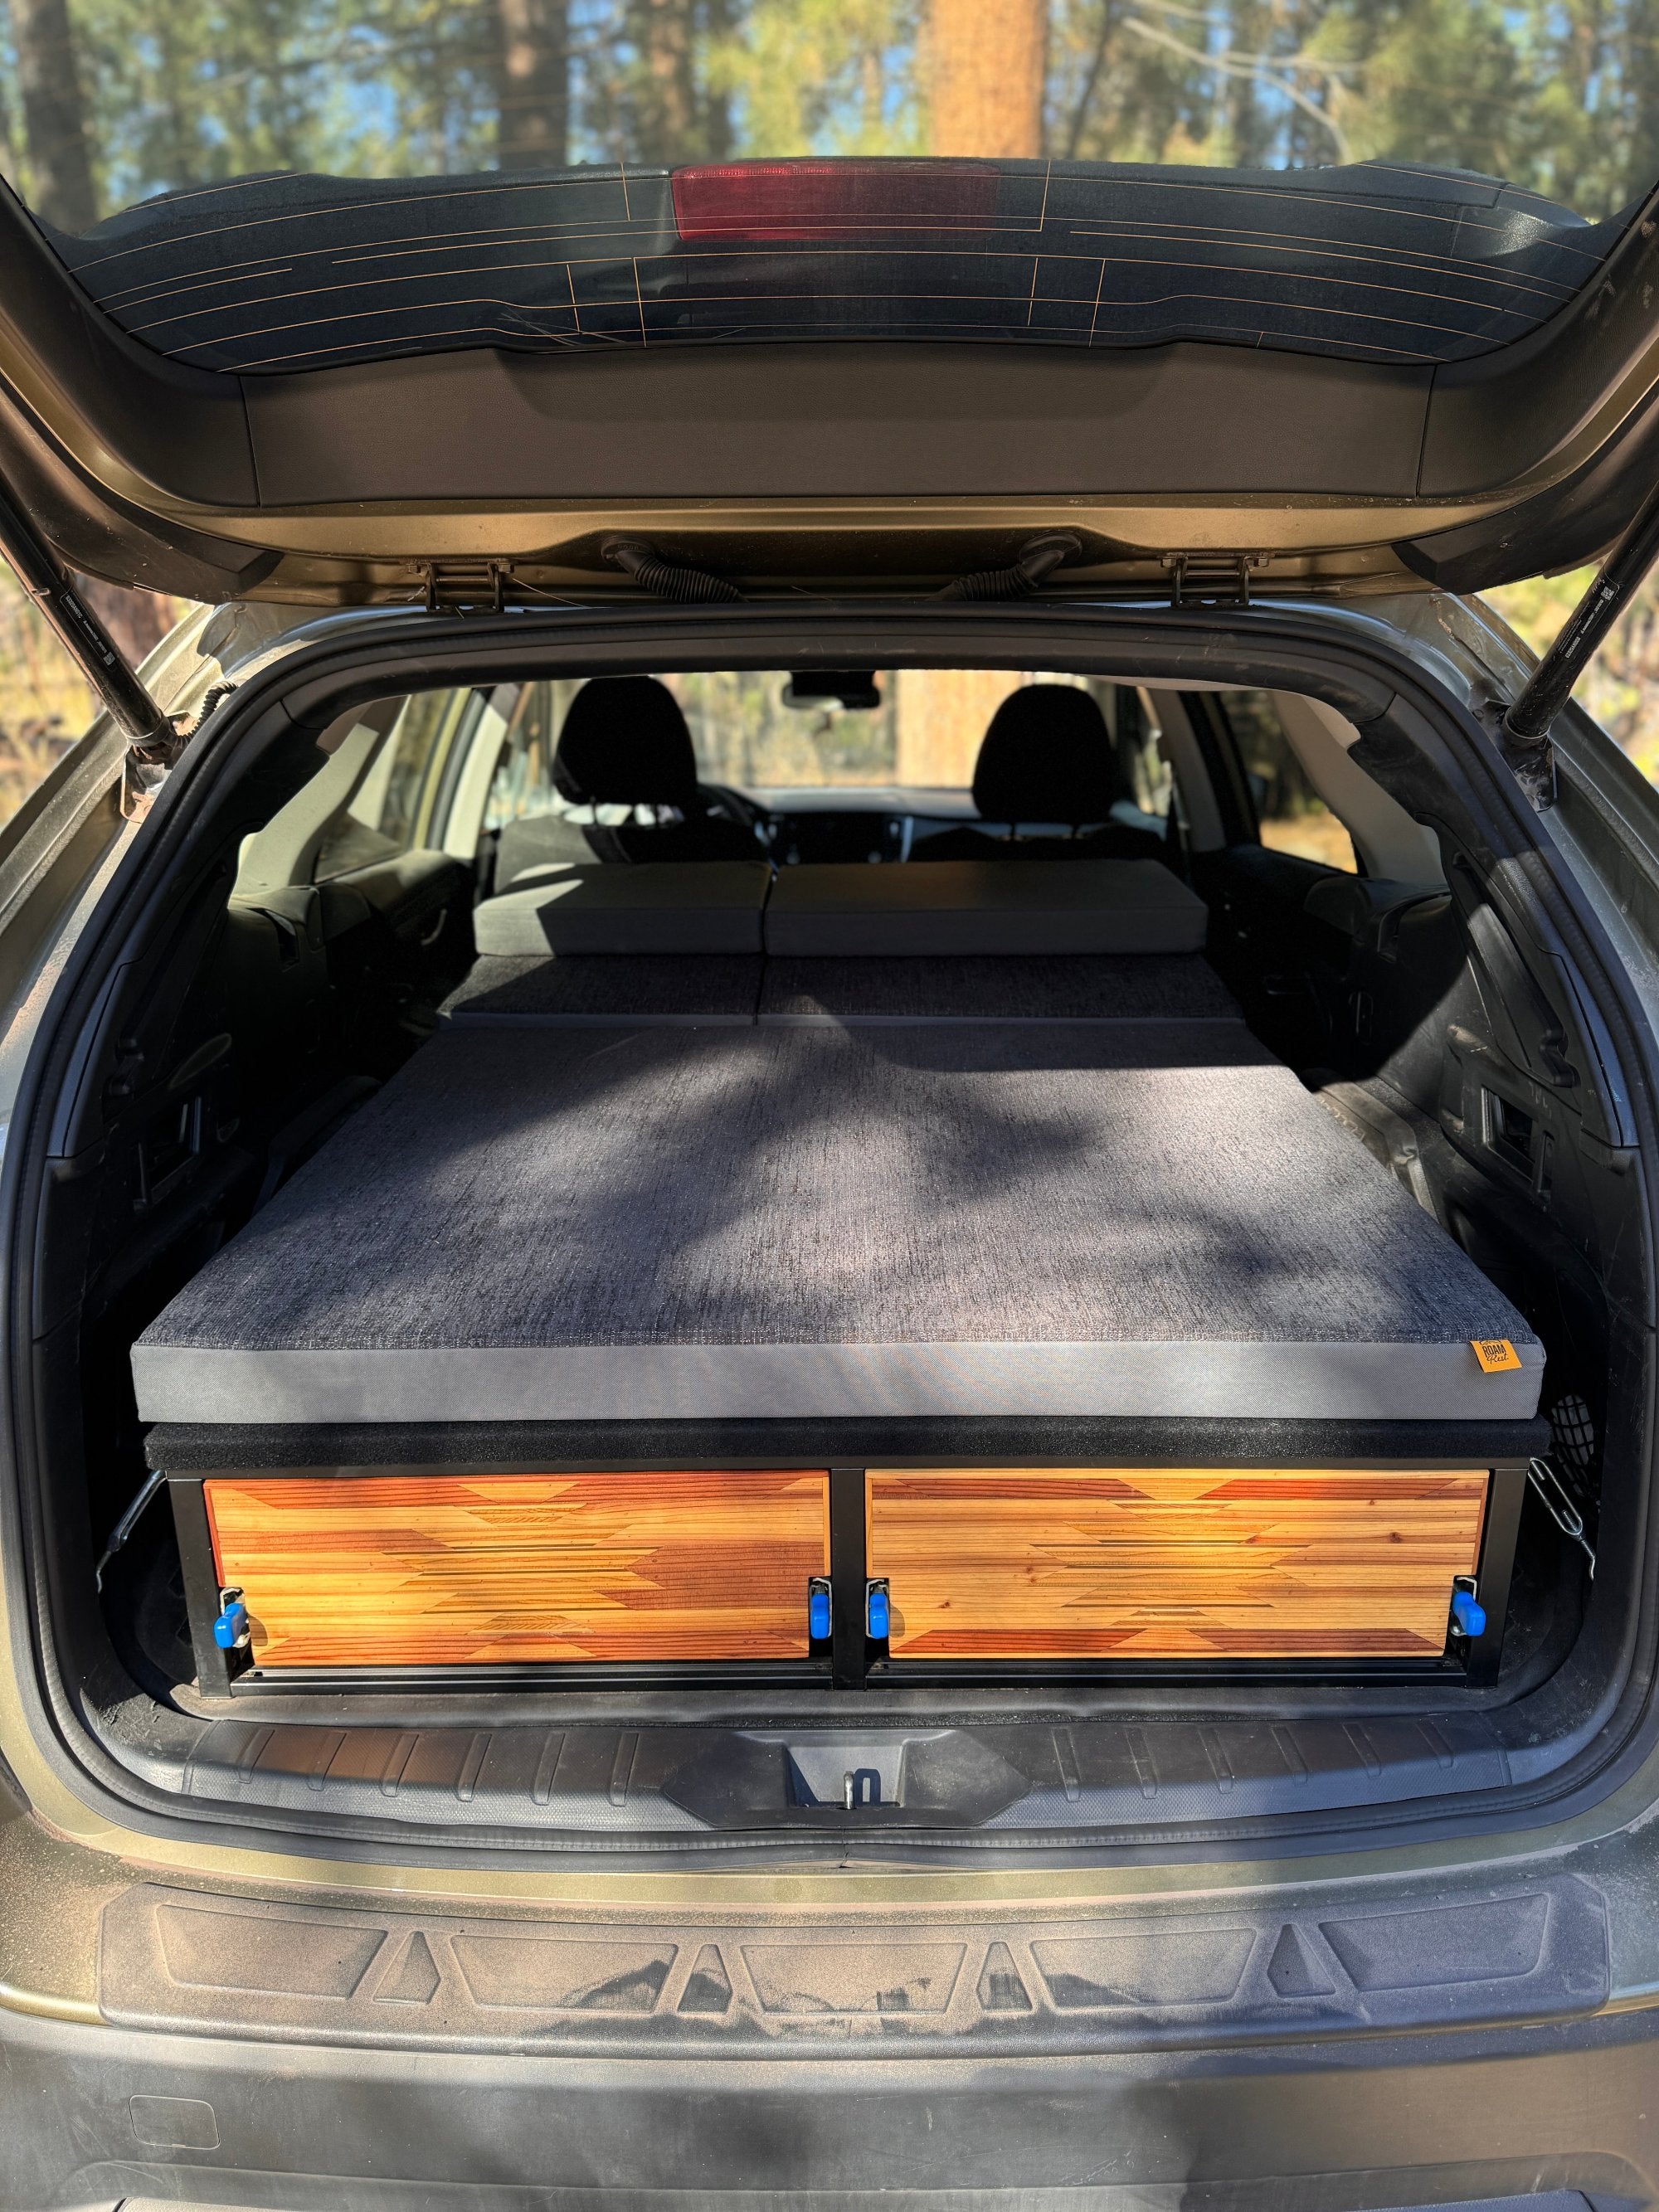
left=4, top=5, right=1647, bottom=378
left=479, top=668, right=1172, bottom=809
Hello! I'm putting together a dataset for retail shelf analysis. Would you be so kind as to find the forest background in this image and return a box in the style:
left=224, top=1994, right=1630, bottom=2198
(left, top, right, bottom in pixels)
left=2, top=0, right=1659, bottom=818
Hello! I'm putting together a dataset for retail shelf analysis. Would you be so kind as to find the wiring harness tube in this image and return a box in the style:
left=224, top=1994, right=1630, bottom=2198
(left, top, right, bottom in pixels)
left=938, top=532, right=1081, bottom=601
left=602, top=536, right=743, bottom=603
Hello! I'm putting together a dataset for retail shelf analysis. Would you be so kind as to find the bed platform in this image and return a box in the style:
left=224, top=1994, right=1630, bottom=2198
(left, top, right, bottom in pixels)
left=139, top=861, right=1541, bottom=1690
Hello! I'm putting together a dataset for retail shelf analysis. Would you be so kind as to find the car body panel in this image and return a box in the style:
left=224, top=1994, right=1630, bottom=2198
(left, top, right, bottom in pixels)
left=1, top=589, right=1657, bottom=2200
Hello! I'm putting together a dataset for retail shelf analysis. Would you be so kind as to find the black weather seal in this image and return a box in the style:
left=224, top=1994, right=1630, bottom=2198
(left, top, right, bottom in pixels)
left=937, top=532, right=1080, bottom=600
left=601, top=536, right=742, bottom=603
left=1500, top=475, right=1659, bottom=809
left=0, top=471, right=188, bottom=816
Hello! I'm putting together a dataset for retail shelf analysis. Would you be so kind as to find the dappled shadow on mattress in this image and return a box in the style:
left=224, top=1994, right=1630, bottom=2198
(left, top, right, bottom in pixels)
left=139, top=1020, right=1526, bottom=1359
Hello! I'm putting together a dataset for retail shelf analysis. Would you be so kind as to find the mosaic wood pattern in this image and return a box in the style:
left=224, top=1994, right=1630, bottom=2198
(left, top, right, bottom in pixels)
left=204, top=1471, right=830, bottom=1668
left=865, top=1467, right=1490, bottom=1660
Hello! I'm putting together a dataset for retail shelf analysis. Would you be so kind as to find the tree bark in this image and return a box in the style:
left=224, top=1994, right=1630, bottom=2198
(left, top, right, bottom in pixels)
left=893, top=668, right=1024, bottom=788
left=7, top=0, right=95, bottom=229
left=928, top=0, right=1048, bottom=158
left=498, top=0, right=568, bottom=170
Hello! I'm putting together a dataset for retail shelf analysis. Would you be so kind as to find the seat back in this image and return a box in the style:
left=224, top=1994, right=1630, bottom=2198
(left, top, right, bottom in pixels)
left=971, top=685, right=1133, bottom=828
left=552, top=677, right=703, bottom=810
left=763, top=859, right=1207, bottom=956
left=547, top=677, right=758, bottom=863
left=474, top=861, right=772, bottom=955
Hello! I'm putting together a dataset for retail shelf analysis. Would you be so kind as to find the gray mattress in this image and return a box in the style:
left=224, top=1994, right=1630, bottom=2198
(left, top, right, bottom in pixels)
left=134, top=1023, right=1542, bottom=1427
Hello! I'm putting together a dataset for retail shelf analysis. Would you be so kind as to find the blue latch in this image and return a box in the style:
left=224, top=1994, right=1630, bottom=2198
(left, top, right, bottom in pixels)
left=866, top=1582, right=890, bottom=1641
left=212, top=1598, right=248, bottom=1650
left=807, top=1582, right=831, bottom=1642
left=1450, top=1587, right=1487, bottom=1640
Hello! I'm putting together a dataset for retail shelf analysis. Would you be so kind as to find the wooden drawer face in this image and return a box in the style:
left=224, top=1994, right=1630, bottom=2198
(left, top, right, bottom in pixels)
left=865, top=1467, right=1490, bottom=1660
left=204, top=1471, right=830, bottom=1668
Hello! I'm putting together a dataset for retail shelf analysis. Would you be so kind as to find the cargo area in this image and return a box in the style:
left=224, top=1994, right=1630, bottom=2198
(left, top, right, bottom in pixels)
left=27, top=656, right=1627, bottom=1849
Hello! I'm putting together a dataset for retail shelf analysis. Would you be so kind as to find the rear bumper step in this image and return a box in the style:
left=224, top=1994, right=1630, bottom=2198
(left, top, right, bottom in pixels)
left=96, top=1869, right=1608, bottom=2051
left=153, top=1713, right=1515, bottom=1833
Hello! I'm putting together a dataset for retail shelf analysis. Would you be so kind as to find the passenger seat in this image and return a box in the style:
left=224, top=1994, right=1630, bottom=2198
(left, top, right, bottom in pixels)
left=496, top=677, right=759, bottom=884
left=911, top=684, right=1166, bottom=864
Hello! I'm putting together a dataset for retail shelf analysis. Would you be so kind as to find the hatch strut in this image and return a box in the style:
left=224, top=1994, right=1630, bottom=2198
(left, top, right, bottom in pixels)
left=1500, top=477, right=1659, bottom=809
left=0, top=474, right=183, bottom=812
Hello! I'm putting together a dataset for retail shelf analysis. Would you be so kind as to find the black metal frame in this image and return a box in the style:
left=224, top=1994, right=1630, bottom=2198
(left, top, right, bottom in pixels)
left=168, top=1457, right=1525, bottom=1699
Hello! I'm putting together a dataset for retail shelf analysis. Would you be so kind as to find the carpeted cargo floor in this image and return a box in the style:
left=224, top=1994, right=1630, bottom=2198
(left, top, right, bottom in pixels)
left=134, top=1021, right=1541, bottom=1427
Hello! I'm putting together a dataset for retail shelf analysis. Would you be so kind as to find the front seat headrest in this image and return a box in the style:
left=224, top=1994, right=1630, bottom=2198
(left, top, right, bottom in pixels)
left=552, top=677, right=701, bottom=810
left=971, top=684, right=1133, bottom=825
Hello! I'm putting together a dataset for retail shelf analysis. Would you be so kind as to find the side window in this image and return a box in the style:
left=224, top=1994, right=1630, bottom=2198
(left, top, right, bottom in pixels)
left=1102, top=684, right=1175, bottom=834
left=484, top=682, right=554, bottom=830
left=1220, top=690, right=1357, bottom=873
left=314, top=689, right=479, bottom=880
left=483, top=680, right=586, bottom=831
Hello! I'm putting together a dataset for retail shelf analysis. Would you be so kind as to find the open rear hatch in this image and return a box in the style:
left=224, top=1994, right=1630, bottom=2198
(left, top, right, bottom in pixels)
left=2, top=153, right=1659, bottom=606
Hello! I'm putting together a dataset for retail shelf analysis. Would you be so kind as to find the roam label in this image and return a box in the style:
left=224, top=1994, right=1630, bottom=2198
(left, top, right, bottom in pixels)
left=1472, top=1338, right=1522, bottom=1373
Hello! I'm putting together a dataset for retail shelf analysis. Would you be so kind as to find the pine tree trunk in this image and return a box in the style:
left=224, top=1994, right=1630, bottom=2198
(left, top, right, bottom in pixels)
left=498, top=0, right=568, bottom=170
left=928, top=0, right=1048, bottom=158
left=7, top=0, right=96, bottom=229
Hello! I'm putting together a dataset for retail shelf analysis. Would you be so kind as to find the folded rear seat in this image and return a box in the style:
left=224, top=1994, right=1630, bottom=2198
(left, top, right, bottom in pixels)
left=446, top=954, right=762, bottom=1027
left=474, top=860, right=771, bottom=955
left=453, top=856, right=1217, bottom=1027
left=763, top=858, right=1208, bottom=956
left=760, top=952, right=1240, bottom=1023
